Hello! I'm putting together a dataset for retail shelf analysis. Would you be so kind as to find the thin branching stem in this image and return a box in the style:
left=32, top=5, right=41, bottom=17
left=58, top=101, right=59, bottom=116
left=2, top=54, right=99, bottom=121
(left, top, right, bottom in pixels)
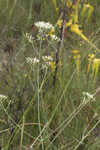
left=53, top=2, right=66, bottom=86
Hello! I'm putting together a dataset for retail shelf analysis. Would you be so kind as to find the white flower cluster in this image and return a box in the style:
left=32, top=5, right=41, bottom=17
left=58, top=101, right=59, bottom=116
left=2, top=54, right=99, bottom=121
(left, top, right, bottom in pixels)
left=26, top=57, right=39, bottom=65
left=42, top=56, right=54, bottom=68
left=34, top=21, right=55, bottom=40
left=34, top=21, right=54, bottom=30
left=24, top=21, right=60, bottom=42
left=26, top=55, right=54, bottom=70
left=25, top=33, right=34, bottom=43
left=0, top=94, right=7, bottom=100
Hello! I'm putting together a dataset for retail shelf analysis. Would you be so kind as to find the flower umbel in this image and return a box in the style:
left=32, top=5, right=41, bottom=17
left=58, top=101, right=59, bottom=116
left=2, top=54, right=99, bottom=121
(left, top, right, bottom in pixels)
left=26, top=57, right=39, bottom=65
left=34, top=21, right=55, bottom=40
left=34, top=21, right=54, bottom=30
left=42, top=55, right=56, bottom=72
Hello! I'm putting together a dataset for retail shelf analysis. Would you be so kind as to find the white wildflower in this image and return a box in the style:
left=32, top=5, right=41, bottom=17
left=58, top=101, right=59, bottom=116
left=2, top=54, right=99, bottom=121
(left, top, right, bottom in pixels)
left=32, top=57, right=39, bottom=63
left=25, top=33, right=34, bottom=43
left=82, top=92, right=95, bottom=103
left=82, top=92, right=94, bottom=99
left=26, top=57, right=39, bottom=65
left=34, top=21, right=54, bottom=30
left=42, top=56, right=53, bottom=62
left=51, top=35, right=60, bottom=41
left=0, top=94, right=7, bottom=100
left=42, top=56, right=54, bottom=68
left=34, top=22, right=55, bottom=41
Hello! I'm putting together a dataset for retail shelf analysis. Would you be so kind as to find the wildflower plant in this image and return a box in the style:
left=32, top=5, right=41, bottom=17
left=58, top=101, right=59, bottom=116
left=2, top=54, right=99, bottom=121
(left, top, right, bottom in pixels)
left=34, top=21, right=55, bottom=41
left=86, top=52, right=100, bottom=81
left=50, top=0, right=95, bottom=84
left=1, top=0, right=100, bottom=149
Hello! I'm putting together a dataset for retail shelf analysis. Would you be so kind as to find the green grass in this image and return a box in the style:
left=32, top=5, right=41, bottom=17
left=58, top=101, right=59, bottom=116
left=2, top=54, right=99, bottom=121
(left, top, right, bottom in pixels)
left=0, top=0, right=100, bottom=150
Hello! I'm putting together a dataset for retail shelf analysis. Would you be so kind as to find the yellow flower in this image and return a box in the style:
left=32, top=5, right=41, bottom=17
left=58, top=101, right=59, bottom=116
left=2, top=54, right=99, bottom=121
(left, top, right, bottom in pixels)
left=66, top=1, right=72, bottom=8
left=70, top=24, right=82, bottom=35
left=49, top=61, right=56, bottom=72
left=72, top=50, right=79, bottom=54
left=73, top=54, right=80, bottom=59
left=49, top=60, right=62, bottom=72
left=70, top=24, right=89, bottom=42
left=65, top=19, right=72, bottom=28
left=56, top=19, right=62, bottom=28
left=88, top=54, right=95, bottom=60
left=48, top=29, right=55, bottom=37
